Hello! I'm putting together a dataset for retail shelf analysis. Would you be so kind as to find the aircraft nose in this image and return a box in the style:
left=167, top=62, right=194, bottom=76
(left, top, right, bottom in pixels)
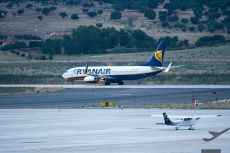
left=62, top=73, right=68, bottom=79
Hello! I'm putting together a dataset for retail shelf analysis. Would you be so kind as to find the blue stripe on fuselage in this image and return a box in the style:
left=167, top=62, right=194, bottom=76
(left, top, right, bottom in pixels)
left=108, top=70, right=163, bottom=80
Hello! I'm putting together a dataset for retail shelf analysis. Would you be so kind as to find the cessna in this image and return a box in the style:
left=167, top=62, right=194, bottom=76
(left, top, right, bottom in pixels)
left=152, top=112, right=221, bottom=130
left=62, top=41, right=176, bottom=85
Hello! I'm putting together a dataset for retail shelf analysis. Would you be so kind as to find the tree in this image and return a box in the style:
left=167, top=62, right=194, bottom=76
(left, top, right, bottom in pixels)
left=87, top=11, right=97, bottom=18
left=29, top=41, right=42, bottom=48
left=37, top=16, right=43, bottom=21
left=110, top=10, right=122, bottom=20
left=42, top=8, right=50, bottom=16
left=181, top=18, right=188, bottom=24
left=17, top=9, right=24, bottom=15
left=195, top=35, right=226, bottom=47
left=7, top=3, right=13, bottom=9
left=144, top=8, right=156, bottom=20
left=66, top=0, right=80, bottom=6
left=97, top=10, right=103, bottom=15
left=72, top=26, right=101, bottom=54
left=190, top=17, right=199, bottom=24
left=71, top=13, right=79, bottom=20
left=59, top=12, right=68, bottom=18
left=159, top=11, right=167, bottom=21
left=41, top=39, right=62, bottom=55
left=119, top=29, right=129, bottom=46
left=168, top=15, right=178, bottom=22
left=26, top=3, right=33, bottom=9
left=36, top=7, right=42, bottom=13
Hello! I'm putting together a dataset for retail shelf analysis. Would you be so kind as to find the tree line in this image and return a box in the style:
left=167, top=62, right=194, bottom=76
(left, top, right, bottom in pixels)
left=1, top=26, right=227, bottom=55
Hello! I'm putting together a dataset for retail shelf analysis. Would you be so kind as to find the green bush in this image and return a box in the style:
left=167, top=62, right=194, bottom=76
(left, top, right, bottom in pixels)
left=195, top=35, right=226, bottom=47
left=111, top=11, right=122, bottom=20
left=71, top=13, right=79, bottom=20
left=87, top=11, right=97, bottom=18
left=144, top=8, right=156, bottom=20
left=59, top=12, right=68, bottom=18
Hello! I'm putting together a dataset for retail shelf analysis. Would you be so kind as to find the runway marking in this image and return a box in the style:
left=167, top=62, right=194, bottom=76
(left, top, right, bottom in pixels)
left=1, top=84, right=230, bottom=89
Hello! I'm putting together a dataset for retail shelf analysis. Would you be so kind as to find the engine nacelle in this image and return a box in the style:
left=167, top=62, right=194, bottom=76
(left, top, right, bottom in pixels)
left=83, top=76, right=97, bottom=83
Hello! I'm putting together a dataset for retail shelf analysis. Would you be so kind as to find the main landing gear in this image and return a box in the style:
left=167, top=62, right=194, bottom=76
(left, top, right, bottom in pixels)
left=118, top=81, right=124, bottom=85
left=104, top=81, right=124, bottom=85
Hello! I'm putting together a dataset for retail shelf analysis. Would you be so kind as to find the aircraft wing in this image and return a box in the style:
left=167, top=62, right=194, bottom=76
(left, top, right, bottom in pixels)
left=86, top=73, right=116, bottom=81
left=209, top=131, right=219, bottom=136
left=150, top=114, right=221, bottom=119
left=156, top=123, right=165, bottom=125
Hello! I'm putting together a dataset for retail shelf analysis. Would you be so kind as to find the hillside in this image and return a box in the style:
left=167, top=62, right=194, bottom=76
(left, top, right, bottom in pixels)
left=0, top=0, right=229, bottom=44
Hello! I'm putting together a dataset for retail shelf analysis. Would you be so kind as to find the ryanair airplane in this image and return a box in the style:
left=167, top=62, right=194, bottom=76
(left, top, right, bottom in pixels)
left=62, top=41, right=175, bottom=85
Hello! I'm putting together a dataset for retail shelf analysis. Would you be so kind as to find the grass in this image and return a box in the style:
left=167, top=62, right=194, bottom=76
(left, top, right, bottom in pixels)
left=0, top=45, right=230, bottom=84
left=140, top=100, right=230, bottom=109
left=0, top=87, right=35, bottom=94
left=0, top=87, right=63, bottom=94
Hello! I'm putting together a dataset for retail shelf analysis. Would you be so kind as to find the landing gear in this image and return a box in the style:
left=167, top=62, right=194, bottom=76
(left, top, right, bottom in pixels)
left=188, top=127, right=195, bottom=130
left=118, top=81, right=124, bottom=85
left=104, top=81, right=111, bottom=85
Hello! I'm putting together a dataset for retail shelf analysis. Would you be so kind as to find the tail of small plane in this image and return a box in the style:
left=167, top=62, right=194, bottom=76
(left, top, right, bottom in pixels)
left=143, top=41, right=165, bottom=67
left=163, top=112, right=173, bottom=125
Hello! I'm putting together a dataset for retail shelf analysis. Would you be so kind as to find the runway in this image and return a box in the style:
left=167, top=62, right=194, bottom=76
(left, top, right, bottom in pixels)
left=1, top=84, right=230, bottom=88
left=0, top=109, right=229, bottom=153
left=0, top=87, right=230, bottom=108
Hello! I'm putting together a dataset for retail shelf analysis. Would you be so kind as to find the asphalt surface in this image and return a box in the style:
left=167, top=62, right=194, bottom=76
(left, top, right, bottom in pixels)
left=1, top=88, right=230, bottom=108
left=0, top=109, right=229, bottom=153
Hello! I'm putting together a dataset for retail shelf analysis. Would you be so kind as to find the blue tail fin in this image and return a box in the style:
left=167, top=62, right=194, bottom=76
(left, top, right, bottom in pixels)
left=142, top=41, right=165, bottom=67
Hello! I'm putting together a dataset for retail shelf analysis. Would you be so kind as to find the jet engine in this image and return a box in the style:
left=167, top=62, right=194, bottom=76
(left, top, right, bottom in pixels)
left=83, top=76, right=97, bottom=83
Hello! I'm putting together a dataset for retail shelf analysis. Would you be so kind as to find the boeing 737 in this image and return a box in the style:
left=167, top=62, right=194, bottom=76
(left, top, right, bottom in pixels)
left=62, top=41, right=175, bottom=85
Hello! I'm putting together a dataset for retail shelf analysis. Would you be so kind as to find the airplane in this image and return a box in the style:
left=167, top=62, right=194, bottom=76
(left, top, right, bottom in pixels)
left=203, top=128, right=230, bottom=142
left=62, top=41, right=177, bottom=85
left=152, top=112, right=222, bottom=130
left=161, top=112, right=200, bottom=130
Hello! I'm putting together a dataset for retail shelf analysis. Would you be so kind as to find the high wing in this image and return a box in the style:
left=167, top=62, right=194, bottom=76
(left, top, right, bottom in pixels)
left=151, top=114, right=221, bottom=119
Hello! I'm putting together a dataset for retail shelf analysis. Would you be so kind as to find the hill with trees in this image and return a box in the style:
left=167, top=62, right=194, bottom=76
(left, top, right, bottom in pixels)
left=0, top=0, right=229, bottom=56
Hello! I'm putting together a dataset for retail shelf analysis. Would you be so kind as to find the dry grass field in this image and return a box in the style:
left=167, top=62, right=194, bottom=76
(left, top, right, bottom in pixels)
left=0, top=45, right=229, bottom=84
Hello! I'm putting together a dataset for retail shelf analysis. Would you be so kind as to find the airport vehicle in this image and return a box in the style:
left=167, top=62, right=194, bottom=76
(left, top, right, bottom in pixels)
left=153, top=112, right=221, bottom=130
left=62, top=41, right=176, bottom=85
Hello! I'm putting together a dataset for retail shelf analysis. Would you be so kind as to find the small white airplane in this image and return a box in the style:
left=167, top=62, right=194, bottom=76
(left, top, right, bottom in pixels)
left=152, top=112, right=221, bottom=130
left=161, top=112, right=200, bottom=130
left=62, top=41, right=178, bottom=85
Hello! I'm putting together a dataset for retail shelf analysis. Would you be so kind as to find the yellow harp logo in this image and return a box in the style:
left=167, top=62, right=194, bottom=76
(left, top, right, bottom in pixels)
left=154, top=50, right=162, bottom=62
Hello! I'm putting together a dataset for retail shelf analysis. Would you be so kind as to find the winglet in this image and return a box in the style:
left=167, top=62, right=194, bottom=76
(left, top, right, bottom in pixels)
left=163, top=62, right=172, bottom=72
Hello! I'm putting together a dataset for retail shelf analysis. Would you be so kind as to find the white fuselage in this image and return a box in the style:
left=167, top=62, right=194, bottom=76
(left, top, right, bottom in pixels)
left=171, top=118, right=198, bottom=127
left=62, top=66, right=163, bottom=81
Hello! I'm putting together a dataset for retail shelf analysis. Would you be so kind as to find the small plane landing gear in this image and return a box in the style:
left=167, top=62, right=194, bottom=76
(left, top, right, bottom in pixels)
left=188, top=127, right=195, bottom=130
left=118, top=81, right=124, bottom=85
